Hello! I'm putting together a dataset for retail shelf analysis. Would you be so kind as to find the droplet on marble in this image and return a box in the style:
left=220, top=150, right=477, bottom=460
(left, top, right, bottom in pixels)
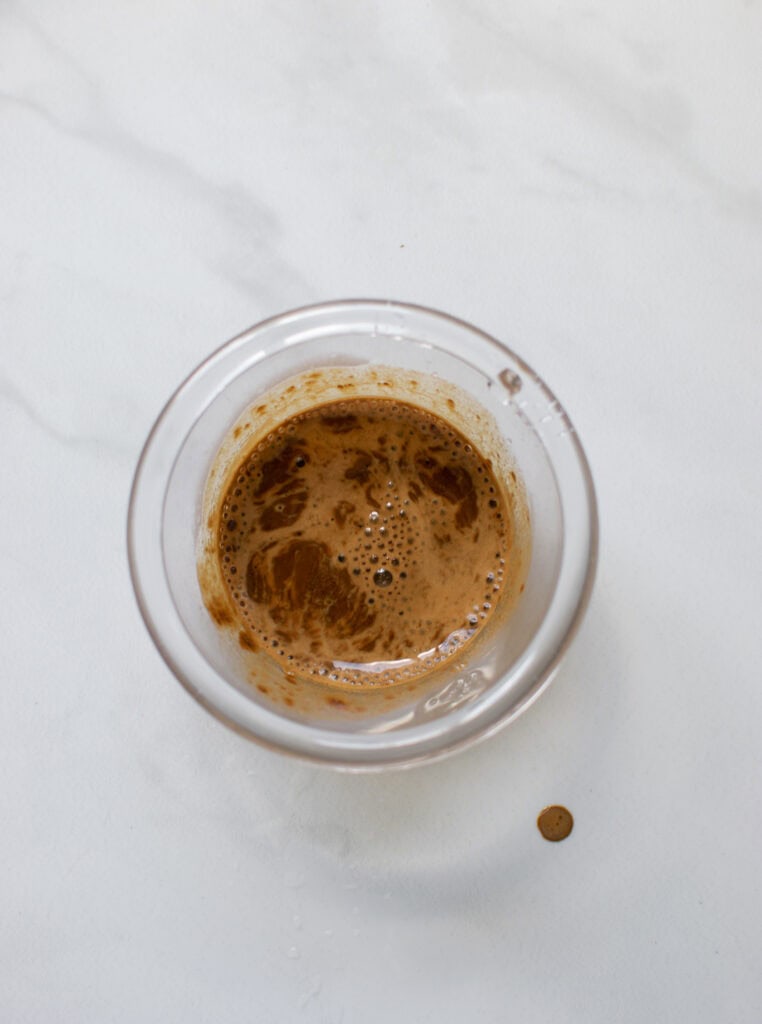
left=537, top=804, right=574, bottom=841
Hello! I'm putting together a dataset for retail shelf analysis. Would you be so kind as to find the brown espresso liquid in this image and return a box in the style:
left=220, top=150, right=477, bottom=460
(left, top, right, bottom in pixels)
left=216, top=398, right=517, bottom=687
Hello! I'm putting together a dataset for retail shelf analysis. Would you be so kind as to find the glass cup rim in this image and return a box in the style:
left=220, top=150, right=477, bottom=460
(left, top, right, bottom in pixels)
left=127, top=299, right=598, bottom=769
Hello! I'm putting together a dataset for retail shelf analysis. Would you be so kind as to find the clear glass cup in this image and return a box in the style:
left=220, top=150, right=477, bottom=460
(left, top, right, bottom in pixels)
left=128, top=300, right=597, bottom=768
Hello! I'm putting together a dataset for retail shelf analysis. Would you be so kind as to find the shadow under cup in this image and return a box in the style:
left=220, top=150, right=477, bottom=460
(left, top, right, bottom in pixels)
left=128, top=301, right=597, bottom=768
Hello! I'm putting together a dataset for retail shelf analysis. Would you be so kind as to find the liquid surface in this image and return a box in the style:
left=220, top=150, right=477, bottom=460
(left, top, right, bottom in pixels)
left=216, top=398, right=518, bottom=687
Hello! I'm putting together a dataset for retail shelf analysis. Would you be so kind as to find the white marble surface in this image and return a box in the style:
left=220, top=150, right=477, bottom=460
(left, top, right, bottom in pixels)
left=2, top=2, right=761, bottom=1020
